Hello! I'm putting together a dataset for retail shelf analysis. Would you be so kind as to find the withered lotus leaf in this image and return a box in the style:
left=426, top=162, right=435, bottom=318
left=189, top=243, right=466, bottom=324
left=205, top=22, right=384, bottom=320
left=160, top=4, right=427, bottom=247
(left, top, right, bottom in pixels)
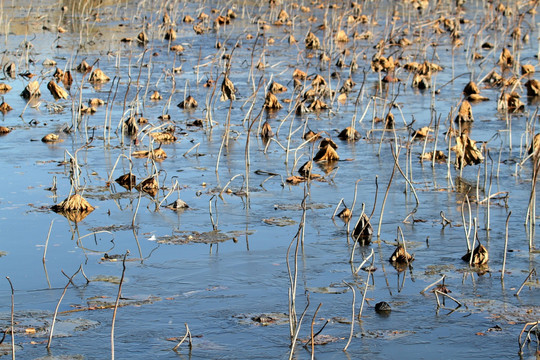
left=278, top=9, right=289, bottom=22
left=308, top=99, right=328, bottom=111
left=352, top=213, right=372, bottom=244
left=288, top=34, right=296, bottom=44
left=420, top=150, right=447, bottom=162
left=467, top=93, right=489, bottom=102
left=525, top=79, right=540, bottom=97
left=340, top=78, right=356, bottom=93
left=137, top=31, right=148, bottom=43
left=521, top=64, right=535, bottom=75
left=150, top=132, right=177, bottom=143
left=150, top=91, right=163, bottom=100
left=412, top=126, right=432, bottom=138
left=463, top=81, right=480, bottom=96
left=498, top=92, right=524, bottom=112
left=0, top=101, right=13, bottom=113
left=286, top=175, right=308, bottom=185
left=124, top=116, right=139, bottom=135
left=4, top=62, right=16, bottom=78
left=389, top=245, right=413, bottom=264
left=88, top=98, right=104, bottom=107
left=76, top=60, right=92, bottom=73
left=311, top=74, right=327, bottom=88
left=52, top=194, right=95, bottom=213
left=304, top=130, right=320, bottom=142
left=47, top=80, right=68, bottom=100
left=451, top=133, right=484, bottom=169
left=298, top=160, right=321, bottom=178
left=385, top=112, right=395, bottom=129
left=314, top=143, right=339, bottom=162
left=337, top=208, right=352, bottom=223
left=165, top=199, right=189, bottom=210
left=177, top=95, right=198, bottom=109
left=455, top=100, right=474, bottom=122
left=335, top=29, right=349, bottom=42
left=461, top=244, right=488, bottom=265
left=260, top=121, right=273, bottom=139
left=528, top=133, right=540, bottom=155
left=164, top=28, right=177, bottom=41
left=162, top=12, right=171, bottom=24
left=498, top=48, right=514, bottom=68
left=115, top=173, right=136, bottom=190
left=89, top=68, right=110, bottom=83
left=338, top=127, right=361, bottom=141
left=0, top=126, right=11, bottom=134
left=183, top=15, right=194, bottom=23
left=80, top=104, right=97, bottom=114
left=269, top=81, right=287, bottom=94
left=170, top=44, right=184, bottom=53
left=263, top=92, right=282, bottom=110
left=293, top=69, right=307, bottom=80
left=337, top=93, right=347, bottom=103
left=42, top=133, right=63, bottom=143
left=136, top=177, right=159, bottom=197
left=20, top=81, right=40, bottom=99
left=0, top=83, right=12, bottom=93
left=305, top=31, right=320, bottom=49
left=319, top=137, right=338, bottom=149
left=220, top=76, right=236, bottom=101
left=132, top=148, right=167, bottom=161
left=411, top=73, right=430, bottom=89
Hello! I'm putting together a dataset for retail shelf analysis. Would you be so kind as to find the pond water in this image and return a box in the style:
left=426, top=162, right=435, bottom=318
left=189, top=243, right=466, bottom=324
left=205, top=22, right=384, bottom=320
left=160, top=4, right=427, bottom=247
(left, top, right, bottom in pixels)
left=0, top=0, right=539, bottom=359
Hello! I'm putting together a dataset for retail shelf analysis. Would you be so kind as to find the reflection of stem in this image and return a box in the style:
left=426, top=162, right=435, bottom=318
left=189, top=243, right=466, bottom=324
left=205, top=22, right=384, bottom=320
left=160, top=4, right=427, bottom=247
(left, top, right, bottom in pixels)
left=111, top=251, right=129, bottom=360
left=43, top=219, right=54, bottom=263
left=358, top=252, right=374, bottom=320
left=377, top=161, right=396, bottom=238
left=501, top=212, right=511, bottom=280
left=342, top=281, right=355, bottom=352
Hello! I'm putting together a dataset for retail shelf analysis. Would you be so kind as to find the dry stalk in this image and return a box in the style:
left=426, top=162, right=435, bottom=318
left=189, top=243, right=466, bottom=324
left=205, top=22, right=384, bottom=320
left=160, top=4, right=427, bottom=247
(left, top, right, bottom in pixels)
left=515, top=269, right=536, bottom=297
left=111, top=251, right=129, bottom=360
left=6, top=277, right=14, bottom=360
left=172, top=323, right=192, bottom=352
left=502, top=212, right=511, bottom=280
left=358, top=251, right=374, bottom=320
left=342, top=281, right=355, bottom=352
left=420, top=275, right=446, bottom=294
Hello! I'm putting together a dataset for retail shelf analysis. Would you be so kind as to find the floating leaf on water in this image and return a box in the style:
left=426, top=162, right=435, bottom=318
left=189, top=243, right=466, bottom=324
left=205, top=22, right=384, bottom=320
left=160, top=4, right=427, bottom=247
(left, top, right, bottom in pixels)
left=455, top=100, right=473, bottom=122
left=498, top=91, right=524, bottom=112
left=0, top=126, right=11, bottom=134
left=177, top=95, right=198, bottom=109
left=462, top=243, right=489, bottom=265
left=21, top=80, right=40, bottom=99
left=338, top=208, right=352, bottom=223
left=337, top=127, right=360, bottom=141
left=88, top=98, right=104, bottom=107
left=136, top=177, right=159, bottom=197
left=170, top=44, right=184, bottom=53
left=89, top=68, right=110, bottom=83
left=220, top=76, right=236, bottom=101
left=132, top=148, right=167, bottom=161
left=262, top=217, right=296, bottom=226
left=157, top=230, right=232, bottom=245
left=451, top=133, right=483, bottom=169
left=0, top=101, right=13, bottom=113
left=150, top=90, right=162, bottom=100
left=467, top=93, right=489, bottom=102
left=47, top=80, right=69, bottom=100
left=92, top=275, right=121, bottom=284
left=137, top=30, right=148, bottom=43
left=335, top=29, right=349, bottom=42
left=80, top=104, right=97, bottom=114
left=264, top=91, right=282, bottom=110
left=298, top=334, right=342, bottom=345
left=42, top=133, right=63, bottom=143
left=43, top=58, right=57, bottom=66
left=150, top=132, right=177, bottom=143
left=375, top=301, right=391, bottom=313
left=352, top=213, right=372, bottom=244
left=52, top=194, right=95, bottom=213
left=115, top=173, right=136, bottom=190
left=304, top=130, right=320, bottom=142
left=235, top=312, right=289, bottom=326
left=420, top=150, right=447, bottom=162
left=165, top=199, right=189, bottom=210
left=183, top=15, right=194, bottom=23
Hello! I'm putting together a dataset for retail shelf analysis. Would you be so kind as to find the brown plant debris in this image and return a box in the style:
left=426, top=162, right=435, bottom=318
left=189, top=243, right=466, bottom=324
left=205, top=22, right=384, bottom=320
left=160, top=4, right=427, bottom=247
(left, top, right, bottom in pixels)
left=115, top=173, right=136, bottom=190
left=338, top=127, right=361, bottom=141
left=335, top=29, right=349, bottom=42
left=42, top=133, right=63, bottom=143
left=264, top=91, right=282, bottom=110
left=314, top=143, right=339, bottom=162
left=52, top=194, right=95, bottom=213
left=47, top=80, right=68, bottom=100
left=293, top=68, right=307, bottom=80
left=455, top=100, right=474, bottom=122
left=136, top=177, right=159, bottom=197
left=463, top=81, right=480, bottom=96
left=525, top=79, right=540, bottom=97
left=170, top=44, right=184, bottom=53
left=0, top=83, right=12, bottom=93
left=220, top=76, right=236, bottom=101
left=451, top=133, right=484, bottom=169
left=298, top=160, right=320, bottom=179
left=305, top=31, right=321, bottom=49
left=411, top=73, right=430, bottom=89
left=521, top=64, right=535, bottom=75
left=498, top=92, right=525, bottom=112
left=165, top=199, right=189, bottom=210
left=498, top=48, right=514, bottom=68
left=132, top=148, right=168, bottom=161
left=467, top=93, right=489, bottom=102
left=308, top=99, right=328, bottom=111
left=412, top=127, right=432, bottom=139
left=150, top=90, right=162, bottom=100
left=76, top=60, right=92, bottom=73
left=461, top=243, right=488, bottom=265
left=528, top=133, right=540, bottom=155
left=0, top=126, right=12, bottom=134
left=20, top=81, right=40, bottom=99
left=89, top=98, right=104, bottom=107
left=124, top=116, right=139, bottom=135
left=260, top=121, right=273, bottom=139
left=304, top=130, right=320, bottom=142
left=389, top=245, right=414, bottom=264
left=338, top=208, right=352, bottom=223
left=0, top=101, right=13, bottom=113
left=420, top=150, right=447, bottom=162
left=352, top=213, right=373, bottom=244
left=150, top=132, right=177, bottom=143
left=164, top=28, right=177, bottom=41
left=89, top=68, right=110, bottom=83
left=177, top=95, right=198, bottom=109
left=269, top=81, right=287, bottom=94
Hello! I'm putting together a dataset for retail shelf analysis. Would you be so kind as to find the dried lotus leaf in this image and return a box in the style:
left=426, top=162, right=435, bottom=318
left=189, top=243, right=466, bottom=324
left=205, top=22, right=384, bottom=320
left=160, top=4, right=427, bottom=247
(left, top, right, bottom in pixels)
left=525, top=79, right=540, bottom=97
left=124, top=116, right=139, bottom=135
left=0, top=126, right=11, bottom=134
left=335, top=29, right=349, bottom=42
left=305, top=31, right=320, bottom=49
left=260, top=121, right=273, bottom=139
left=467, top=93, right=489, bottom=102
left=137, top=31, right=148, bottom=43
left=0, top=101, right=13, bottom=113
left=88, top=98, right=105, bottom=107
left=150, top=132, right=177, bottom=143
left=132, top=148, right=167, bottom=161
left=521, top=64, right=535, bottom=75
left=455, top=100, right=474, bottom=122
left=165, top=199, right=189, bottom=210
left=0, top=83, right=12, bottom=93
left=150, top=91, right=163, bottom=100
left=461, top=243, right=488, bottom=265
left=76, top=60, right=92, bottom=73
left=463, top=81, right=480, bottom=96
left=338, top=127, right=361, bottom=141
left=136, top=177, right=159, bottom=197
left=314, top=144, right=339, bottom=162
left=89, top=68, right=110, bottom=83
left=177, top=95, right=198, bottom=109
left=42, top=133, right=63, bottom=143
left=293, top=69, right=307, bottom=80
left=21, top=81, right=40, bottom=99
left=263, top=92, right=282, bottom=110
left=308, top=99, right=328, bottom=111
left=337, top=208, right=352, bottom=223
left=269, top=81, right=287, bottom=94
left=52, top=194, right=95, bottom=213
left=170, top=44, right=184, bottom=53
left=47, top=80, right=68, bottom=100
left=389, top=245, right=413, bottom=265
left=115, top=173, right=136, bottom=190
left=164, top=28, right=177, bottom=41
left=352, top=213, right=372, bottom=244
left=451, top=133, right=484, bottom=169
left=220, top=76, right=236, bottom=101
left=498, top=48, right=514, bottom=67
